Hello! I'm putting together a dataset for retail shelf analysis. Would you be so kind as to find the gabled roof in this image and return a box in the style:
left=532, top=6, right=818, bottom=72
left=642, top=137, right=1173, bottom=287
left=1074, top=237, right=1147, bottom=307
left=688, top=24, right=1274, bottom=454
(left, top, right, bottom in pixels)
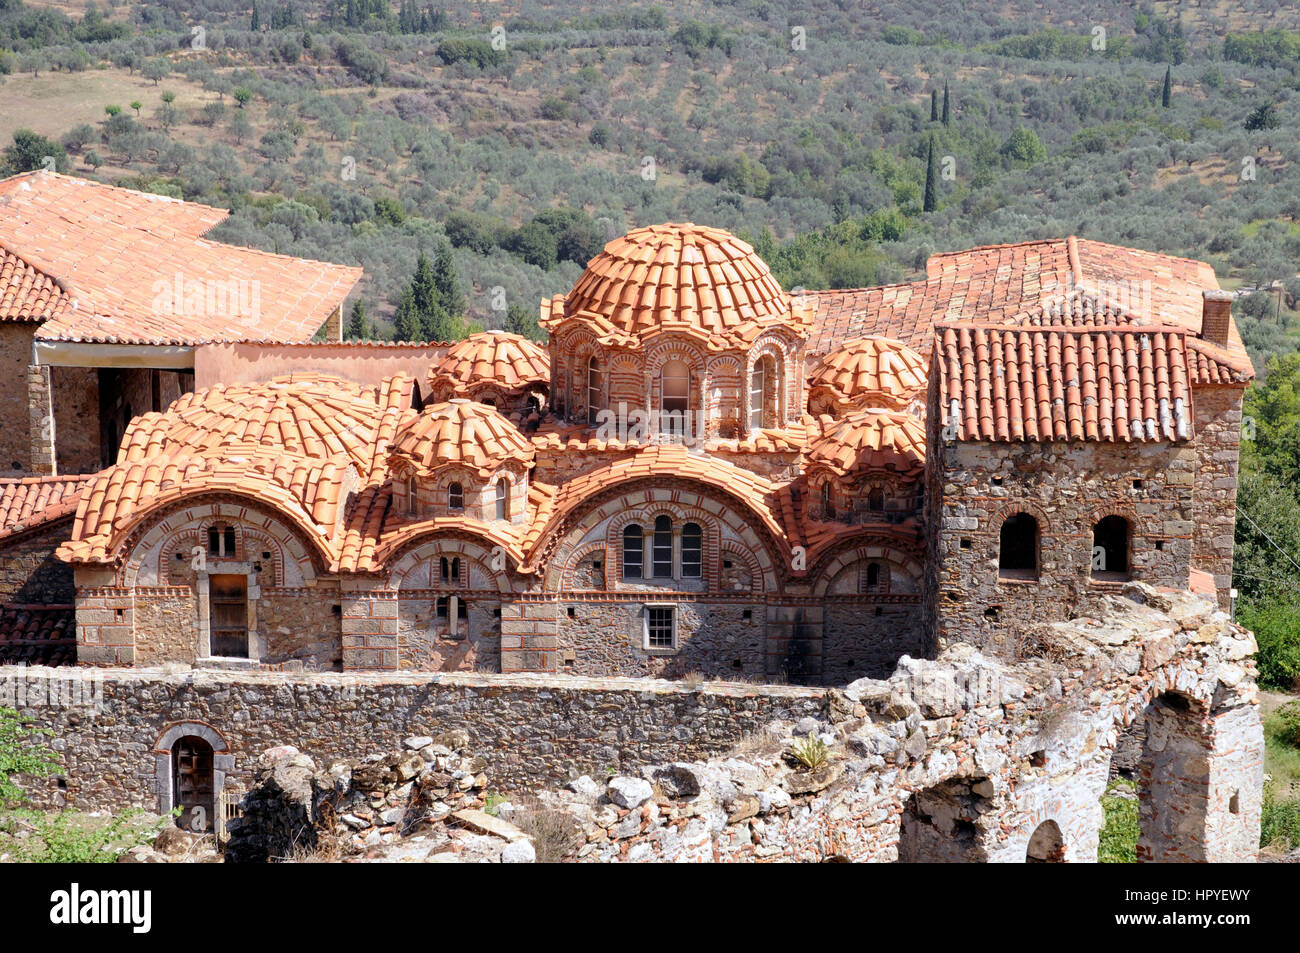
left=935, top=323, right=1192, bottom=443
left=544, top=223, right=813, bottom=350
left=0, top=171, right=361, bottom=345
left=0, top=475, right=90, bottom=540
left=0, top=245, right=74, bottom=323
left=806, top=236, right=1253, bottom=383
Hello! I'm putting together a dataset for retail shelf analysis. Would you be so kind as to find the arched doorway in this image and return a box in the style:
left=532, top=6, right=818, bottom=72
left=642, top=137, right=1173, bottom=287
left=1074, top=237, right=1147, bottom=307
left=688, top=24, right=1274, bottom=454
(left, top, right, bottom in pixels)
left=173, top=736, right=215, bottom=832
left=1026, top=820, right=1066, bottom=862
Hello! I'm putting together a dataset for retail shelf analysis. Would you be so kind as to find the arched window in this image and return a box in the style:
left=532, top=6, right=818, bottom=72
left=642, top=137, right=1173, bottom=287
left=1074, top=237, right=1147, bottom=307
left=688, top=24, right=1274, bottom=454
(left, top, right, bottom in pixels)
left=660, top=360, right=689, bottom=436
left=495, top=479, right=509, bottom=520
left=587, top=356, right=602, bottom=426
left=440, top=556, right=460, bottom=584
left=821, top=482, right=836, bottom=520
left=868, top=486, right=885, bottom=511
left=749, top=360, right=766, bottom=430
left=448, top=482, right=464, bottom=510
left=999, top=513, right=1039, bottom=579
left=208, top=524, right=237, bottom=557
left=1092, top=515, right=1130, bottom=579
left=622, top=524, right=643, bottom=579
left=858, top=561, right=888, bottom=594
left=681, top=523, right=702, bottom=578
left=652, top=515, right=673, bottom=578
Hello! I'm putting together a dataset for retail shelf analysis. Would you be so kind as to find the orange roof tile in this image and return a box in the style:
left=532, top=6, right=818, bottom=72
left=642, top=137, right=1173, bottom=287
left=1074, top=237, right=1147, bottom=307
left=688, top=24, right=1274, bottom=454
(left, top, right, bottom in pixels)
left=807, top=337, right=927, bottom=410
left=0, top=171, right=361, bottom=345
left=0, top=244, right=73, bottom=323
left=389, top=399, right=534, bottom=477
left=545, top=223, right=813, bottom=349
left=0, top=604, right=76, bottom=666
left=805, top=236, right=1253, bottom=383
left=806, top=410, right=926, bottom=476
left=0, top=474, right=90, bottom=540
left=935, top=323, right=1192, bottom=443
left=428, top=331, right=550, bottom=393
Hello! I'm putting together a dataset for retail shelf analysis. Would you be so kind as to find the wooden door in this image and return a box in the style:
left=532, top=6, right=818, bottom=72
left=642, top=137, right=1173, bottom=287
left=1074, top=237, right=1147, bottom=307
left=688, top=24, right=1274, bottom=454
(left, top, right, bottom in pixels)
left=173, top=736, right=215, bottom=832
left=210, top=573, right=248, bottom=658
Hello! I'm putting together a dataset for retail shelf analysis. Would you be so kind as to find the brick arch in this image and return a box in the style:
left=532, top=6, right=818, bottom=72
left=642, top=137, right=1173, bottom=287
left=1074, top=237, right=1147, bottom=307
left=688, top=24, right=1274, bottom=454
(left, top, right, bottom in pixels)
left=560, top=541, right=609, bottom=590
left=718, top=543, right=762, bottom=594
left=812, top=539, right=925, bottom=598
left=121, top=498, right=319, bottom=589
left=386, top=534, right=510, bottom=593
left=1085, top=502, right=1138, bottom=530
left=990, top=502, right=1052, bottom=534
left=542, top=483, right=780, bottom=592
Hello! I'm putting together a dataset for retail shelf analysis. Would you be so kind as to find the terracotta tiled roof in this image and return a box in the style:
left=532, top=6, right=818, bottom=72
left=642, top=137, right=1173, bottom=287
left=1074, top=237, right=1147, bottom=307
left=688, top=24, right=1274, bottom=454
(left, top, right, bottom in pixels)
left=61, top=374, right=413, bottom=565
left=117, top=375, right=402, bottom=476
left=805, top=236, right=1253, bottom=383
left=0, top=604, right=76, bottom=665
left=0, top=171, right=361, bottom=345
left=0, top=244, right=73, bottom=323
left=806, top=410, right=926, bottom=476
left=389, top=399, right=534, bottom=477
left=807, top=337, right=927, bottom=410
left=0, top=475, right=90, bottom=540
left=428, top=331, right=550, bottom=393
left=529, top=419, right=808, bottom=456
left=1186, top=337, right=1252, bottom=386
left=935, top=324, right=1192, bottom=443
left=545, top=223, right=813, bottom=349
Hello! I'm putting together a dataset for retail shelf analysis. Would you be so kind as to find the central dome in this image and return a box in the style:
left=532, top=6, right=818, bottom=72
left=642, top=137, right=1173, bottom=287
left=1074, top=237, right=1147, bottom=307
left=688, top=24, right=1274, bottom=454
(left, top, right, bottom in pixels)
left=558, top=223, right=798, bottom=345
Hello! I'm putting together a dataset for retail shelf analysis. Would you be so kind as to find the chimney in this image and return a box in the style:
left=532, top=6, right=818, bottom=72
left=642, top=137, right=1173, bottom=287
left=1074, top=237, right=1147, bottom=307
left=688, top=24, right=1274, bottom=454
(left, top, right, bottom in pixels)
left=1201, top=290, right=1233, bottom=346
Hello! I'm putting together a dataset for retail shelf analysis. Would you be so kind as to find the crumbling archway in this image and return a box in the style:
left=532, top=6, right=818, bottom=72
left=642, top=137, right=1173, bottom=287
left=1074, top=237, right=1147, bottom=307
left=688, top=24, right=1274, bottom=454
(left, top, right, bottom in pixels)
left=1026, top=820, right=1066, bottom=862
left=897, top=778, right=992, bottom=862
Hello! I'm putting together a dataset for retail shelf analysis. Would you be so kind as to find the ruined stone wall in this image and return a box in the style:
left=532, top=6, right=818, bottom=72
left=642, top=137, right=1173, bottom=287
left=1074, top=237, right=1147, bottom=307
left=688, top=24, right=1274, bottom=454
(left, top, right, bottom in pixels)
left=0, top=325, right=35, bottom=474
left=3, top=668, right=824, bottom=813
left=930, top=438, right=1195, bottom=657
left=822, top=600, right=924, bottom=683
left=0, top=518, right=75, bottom=605
left=1191, top=385, right=1245, bottom=608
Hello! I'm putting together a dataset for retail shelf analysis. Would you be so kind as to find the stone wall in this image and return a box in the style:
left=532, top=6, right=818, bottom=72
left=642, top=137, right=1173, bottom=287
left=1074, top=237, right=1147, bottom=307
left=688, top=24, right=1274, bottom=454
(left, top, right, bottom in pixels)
left=0, top=518, right=75, bottom=605
left=50, top=365, right=101, bottom=475
left=1191, top=384, right=1246, bottom=608
left=3, top=667, right=824, bottom=813
left=0, top=325, right=35, bottom=474
left=929, top=437, right=1195, bottom=657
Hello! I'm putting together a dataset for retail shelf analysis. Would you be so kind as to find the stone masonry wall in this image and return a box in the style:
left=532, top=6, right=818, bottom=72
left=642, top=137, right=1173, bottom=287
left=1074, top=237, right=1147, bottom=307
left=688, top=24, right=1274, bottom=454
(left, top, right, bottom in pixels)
left=1191, top=385, right=1245, bottom=608
left=930, top=438, right=1195, bottom=658
left=0, top=325, right=35, bottom=474
left=0, top=518, right=75, bottom=605
left=3, top=668, right=824, bottom=813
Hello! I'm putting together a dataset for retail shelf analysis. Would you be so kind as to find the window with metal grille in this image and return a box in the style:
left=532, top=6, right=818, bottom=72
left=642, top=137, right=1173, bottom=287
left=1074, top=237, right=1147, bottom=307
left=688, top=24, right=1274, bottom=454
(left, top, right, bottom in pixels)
left=623, top=524, right=643, bottom=579
left=448, top=482, right=464, bottom=509
left=646, top=606, right=674, bottom=649
left=681, top=522, right=702, bottom=578
left=652, top=515, right=673, bottom=577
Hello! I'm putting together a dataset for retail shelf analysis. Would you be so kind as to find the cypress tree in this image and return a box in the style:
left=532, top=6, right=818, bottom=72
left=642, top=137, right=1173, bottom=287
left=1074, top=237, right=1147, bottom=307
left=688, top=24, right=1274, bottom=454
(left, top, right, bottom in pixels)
left=923, top=135, right=938, bottom=213
left=430, top=246, right=465, bottom=318
left=393, top=287, right=420, bottom=341
left=1161, top=65, right=1172, bottom=108
left=930, top=89, right=939, bottom=122
left=251, top=0, right=261, bottom=30
left=410, top=252, right=438, bottom=316
left=942, top=81, right=951, bottom=125
left=345, top=300, right=371, bottom=340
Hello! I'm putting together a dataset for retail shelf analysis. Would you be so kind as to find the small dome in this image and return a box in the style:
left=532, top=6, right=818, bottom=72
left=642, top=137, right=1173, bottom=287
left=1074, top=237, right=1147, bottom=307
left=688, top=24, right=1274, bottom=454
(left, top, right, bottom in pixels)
left=389, top=400, right=534, bottom=476
left=809, top=337, right=927, bottom=410
left=551, top=223, right=806, bottom=346
left=807, top=409, right=925, bottom=476
left=428, top=331, right=550, bottom=393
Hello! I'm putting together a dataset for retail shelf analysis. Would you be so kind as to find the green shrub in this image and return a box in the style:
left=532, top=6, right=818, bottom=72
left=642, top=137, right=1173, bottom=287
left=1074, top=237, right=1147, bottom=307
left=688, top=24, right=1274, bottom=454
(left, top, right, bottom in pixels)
left=1098, top=779, right=1138, bottom=863
left=0, top=707, right=59, bottom=807
left=1277, top=702, right=1300, bottom=749
left=2, top=808, right=168, bottom=863
left=1261, top=786, right=1300, bottom=850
